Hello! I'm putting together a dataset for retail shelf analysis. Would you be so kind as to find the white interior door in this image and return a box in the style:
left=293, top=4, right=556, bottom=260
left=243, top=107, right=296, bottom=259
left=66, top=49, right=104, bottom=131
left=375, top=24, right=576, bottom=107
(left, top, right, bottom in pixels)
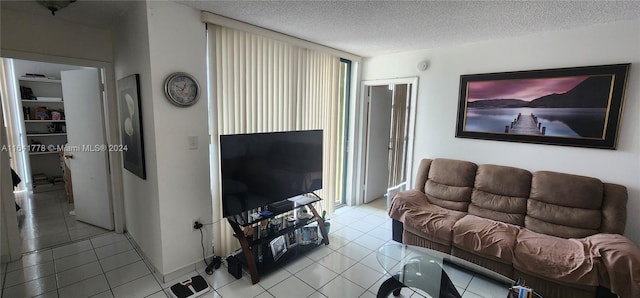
left=363, top=86, right=393, bottom=203
left=61, top=69, right=113, bottom=230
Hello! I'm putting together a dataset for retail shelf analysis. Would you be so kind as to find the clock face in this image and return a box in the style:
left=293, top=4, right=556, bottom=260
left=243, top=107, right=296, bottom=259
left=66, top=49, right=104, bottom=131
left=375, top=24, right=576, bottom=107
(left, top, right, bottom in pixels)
left=165, top=73, right=200, bottom=106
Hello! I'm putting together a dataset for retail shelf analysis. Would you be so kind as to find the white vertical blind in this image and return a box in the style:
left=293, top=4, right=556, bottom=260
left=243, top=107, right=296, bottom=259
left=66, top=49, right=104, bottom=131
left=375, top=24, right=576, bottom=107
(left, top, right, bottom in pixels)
left=208, top=25, right=342, bottom=256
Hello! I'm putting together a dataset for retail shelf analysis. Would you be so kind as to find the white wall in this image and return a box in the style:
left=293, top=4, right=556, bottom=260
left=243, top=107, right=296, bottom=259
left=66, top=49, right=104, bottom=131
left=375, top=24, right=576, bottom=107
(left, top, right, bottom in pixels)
left=362, top=19, right=640, bottom=245
left=113, top=0, right=164, bottom=272
left=1, top=9, right=112, bottom=62
left=145, top=1, right=212, bottom=275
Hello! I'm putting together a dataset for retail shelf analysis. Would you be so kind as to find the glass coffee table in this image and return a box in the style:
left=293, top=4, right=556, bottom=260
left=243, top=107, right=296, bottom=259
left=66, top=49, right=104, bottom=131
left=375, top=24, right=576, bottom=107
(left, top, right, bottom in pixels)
left=376, top=242, right=539, bottom=298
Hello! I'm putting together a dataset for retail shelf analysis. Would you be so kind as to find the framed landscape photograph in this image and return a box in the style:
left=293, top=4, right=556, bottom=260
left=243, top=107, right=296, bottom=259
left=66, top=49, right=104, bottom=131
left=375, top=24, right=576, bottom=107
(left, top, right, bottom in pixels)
left=117, top=74, right=146, bottom=179
left=455, top=64, right=630, bottom=149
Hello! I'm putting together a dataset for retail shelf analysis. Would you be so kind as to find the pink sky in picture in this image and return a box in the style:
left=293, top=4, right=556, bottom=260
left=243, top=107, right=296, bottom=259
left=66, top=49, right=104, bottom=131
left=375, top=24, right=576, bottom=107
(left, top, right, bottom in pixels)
left=467, top=76, right=590, bottom=102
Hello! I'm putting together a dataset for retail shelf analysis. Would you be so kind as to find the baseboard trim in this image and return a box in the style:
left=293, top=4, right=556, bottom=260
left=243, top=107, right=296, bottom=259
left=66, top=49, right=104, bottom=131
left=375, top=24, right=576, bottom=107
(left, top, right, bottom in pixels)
left=125, top=232, right=214, bottom=283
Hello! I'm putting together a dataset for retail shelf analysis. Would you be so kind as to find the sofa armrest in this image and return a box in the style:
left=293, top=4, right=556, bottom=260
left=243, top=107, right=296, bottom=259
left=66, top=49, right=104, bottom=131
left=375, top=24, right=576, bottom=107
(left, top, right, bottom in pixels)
left=413, top=159, right=433, bottom=192
left=601, top=183, right=627, bottom=234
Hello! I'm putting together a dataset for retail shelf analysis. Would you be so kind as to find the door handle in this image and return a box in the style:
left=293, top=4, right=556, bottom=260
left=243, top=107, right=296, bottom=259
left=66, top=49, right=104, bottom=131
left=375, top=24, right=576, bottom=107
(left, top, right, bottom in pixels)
left=64, top=154, right=74, bottom=159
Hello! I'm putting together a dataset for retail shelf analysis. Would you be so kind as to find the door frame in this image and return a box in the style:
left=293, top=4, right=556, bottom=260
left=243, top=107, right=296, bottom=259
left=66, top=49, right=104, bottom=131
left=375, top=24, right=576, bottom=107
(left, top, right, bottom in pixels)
left=355, top=77, right=418, bottom=206
left=1, top=50, right=126, bottom=239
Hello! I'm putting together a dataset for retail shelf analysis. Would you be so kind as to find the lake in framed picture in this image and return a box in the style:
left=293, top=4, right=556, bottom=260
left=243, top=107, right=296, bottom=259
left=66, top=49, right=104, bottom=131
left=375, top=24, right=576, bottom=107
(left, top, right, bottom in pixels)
left=455, top=64, right=630, bottom=149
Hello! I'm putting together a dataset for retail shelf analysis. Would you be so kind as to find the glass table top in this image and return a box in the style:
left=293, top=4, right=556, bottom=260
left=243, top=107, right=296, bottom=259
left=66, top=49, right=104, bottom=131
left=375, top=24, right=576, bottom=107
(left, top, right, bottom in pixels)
left=376, top=242, right=533, bottom=298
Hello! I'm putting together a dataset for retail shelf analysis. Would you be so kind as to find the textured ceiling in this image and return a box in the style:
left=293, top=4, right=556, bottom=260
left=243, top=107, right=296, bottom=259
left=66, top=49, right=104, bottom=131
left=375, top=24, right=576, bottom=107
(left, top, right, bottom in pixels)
left=3, top=1, right=640, bottom=58
left=178, top=1, right=640, bottom=57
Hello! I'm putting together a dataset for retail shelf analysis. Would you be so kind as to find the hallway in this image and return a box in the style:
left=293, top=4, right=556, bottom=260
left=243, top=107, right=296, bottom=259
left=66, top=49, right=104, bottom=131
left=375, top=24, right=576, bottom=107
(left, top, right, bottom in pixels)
left=16, top=189, right=110, bottom=253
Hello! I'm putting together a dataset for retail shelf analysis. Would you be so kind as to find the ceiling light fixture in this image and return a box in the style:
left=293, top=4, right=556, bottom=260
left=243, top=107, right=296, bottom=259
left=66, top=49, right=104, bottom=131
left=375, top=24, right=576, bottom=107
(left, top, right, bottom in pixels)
left=37, top=0, right=77, bottom=16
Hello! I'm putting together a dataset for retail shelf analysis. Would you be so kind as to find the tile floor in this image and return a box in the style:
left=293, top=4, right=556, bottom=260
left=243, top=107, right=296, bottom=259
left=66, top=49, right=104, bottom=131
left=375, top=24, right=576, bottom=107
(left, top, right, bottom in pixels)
left=1, top=198, right=508, bottom=298
left=16, top=190, right=110, bottom=253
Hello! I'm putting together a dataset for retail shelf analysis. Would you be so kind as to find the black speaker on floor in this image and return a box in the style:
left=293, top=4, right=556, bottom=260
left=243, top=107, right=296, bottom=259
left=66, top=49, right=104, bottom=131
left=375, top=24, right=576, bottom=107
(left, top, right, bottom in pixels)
left=226, top=255, right=242, bottom=279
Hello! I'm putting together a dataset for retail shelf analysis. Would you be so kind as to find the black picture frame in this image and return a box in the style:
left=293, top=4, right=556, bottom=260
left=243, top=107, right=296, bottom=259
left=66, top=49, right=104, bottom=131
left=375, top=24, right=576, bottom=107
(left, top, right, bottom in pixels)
left=455, top=64, right=630, bottom=149
left=117, top=74, right=146, bottom=179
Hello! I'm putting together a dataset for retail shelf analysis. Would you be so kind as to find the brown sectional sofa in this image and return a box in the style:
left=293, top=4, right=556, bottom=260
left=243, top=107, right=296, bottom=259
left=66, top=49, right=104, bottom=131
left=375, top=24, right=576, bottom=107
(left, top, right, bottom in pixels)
left=389, top=158, right=640, bottom=298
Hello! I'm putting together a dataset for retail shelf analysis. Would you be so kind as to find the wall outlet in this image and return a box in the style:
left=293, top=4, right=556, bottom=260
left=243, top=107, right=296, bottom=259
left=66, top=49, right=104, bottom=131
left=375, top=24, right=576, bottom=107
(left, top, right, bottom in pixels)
left=192, top=217, right=201, bottom=231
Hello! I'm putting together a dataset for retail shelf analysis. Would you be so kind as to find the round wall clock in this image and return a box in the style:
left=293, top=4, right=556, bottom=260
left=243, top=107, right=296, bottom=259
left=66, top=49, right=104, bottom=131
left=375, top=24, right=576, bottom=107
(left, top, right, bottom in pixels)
left=164, top=72, right=200, bottom=107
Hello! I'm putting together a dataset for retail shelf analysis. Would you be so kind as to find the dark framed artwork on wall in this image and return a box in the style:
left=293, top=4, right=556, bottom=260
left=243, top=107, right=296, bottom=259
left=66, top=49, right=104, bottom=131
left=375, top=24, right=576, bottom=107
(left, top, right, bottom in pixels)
left=117, top=74, right=146, bottom=179
left=455, top=64, right=630, bottom=149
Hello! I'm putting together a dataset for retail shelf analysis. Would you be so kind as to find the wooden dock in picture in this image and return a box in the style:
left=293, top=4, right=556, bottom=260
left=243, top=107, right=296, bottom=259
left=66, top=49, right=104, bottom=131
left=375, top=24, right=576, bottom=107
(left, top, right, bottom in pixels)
left=505, top=113, right=545, bottom=135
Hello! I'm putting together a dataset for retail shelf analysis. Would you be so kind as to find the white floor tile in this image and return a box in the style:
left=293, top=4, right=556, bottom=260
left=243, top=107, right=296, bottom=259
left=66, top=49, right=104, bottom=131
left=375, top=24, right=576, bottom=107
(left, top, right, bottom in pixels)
left=99, top=249, right=142, bottom=272
left=112, top=274, right=162, bottom=298
left=257, top=267, right=291, bottom=290
left=58, top=274, right=110, bottom=298
left=462, top=290, right=484, bottom=298
left=350, top=218, right=385, bottom=233
left=307, top=290, right=327, bottom=298
left=2, top=274, right=58, bottom=297
left=56, top=261, right=103, bottom=287
left=146, top=290, right=170, bottom=298
left=325, top=234, right=350, bottom=251
left=318, top=275, right=366, bottom=298
left=54, top=249, right=98, bottom=272
left=52, top=240, right=93, bottom=259
left=90, top=233, right=127, bottom=248
left=443, top=264, right=473, bottom=289
left=7, top=250, right=53, bottom=272
left=465, top=275, right=509, bottom=298
left=366, top=227, right=392, bottom=241
left=91, top=290, right=115, bottom=298
left=378, top=219, right=393, bottom=231
left=267, top=276, right=315, bottom=298
left=331, top=227, right=364, bottom=240
left=105, top=260, right=151, bottom=288
left=341, top=263, right=385, bottom=289
left=197, top=265, right=238, bottom=289
left=359, top=290, right=376, bottom=298
left=216, top=277, right=265, bottom=298
left=282, top=256, right=314, bottom=274
left=367, top=275, right=388, bottom=294
left=305, top=245, right=333, bottom=261
left=338, top=242, right=372, bottom=261
left=34, top=290, right=60, bottom=298
left=95, top=239, right=134, bottom=259
left=359, top=251, right=387, bottom=274
left=352, top=234, right=387, bottom=250
left=255, top=290, right=274, bottom=298
left=317, top=252, right=357, bottom=274
left=4, top=261, right=56, bottom=287
left=296, top=263, right=338, bottom=289
left=331, top=214, right=359, bottom=226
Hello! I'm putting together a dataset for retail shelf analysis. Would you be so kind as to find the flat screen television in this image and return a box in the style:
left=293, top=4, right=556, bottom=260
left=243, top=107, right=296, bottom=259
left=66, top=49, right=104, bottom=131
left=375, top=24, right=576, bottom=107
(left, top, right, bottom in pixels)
left=220, top=130, right=323, bottom=218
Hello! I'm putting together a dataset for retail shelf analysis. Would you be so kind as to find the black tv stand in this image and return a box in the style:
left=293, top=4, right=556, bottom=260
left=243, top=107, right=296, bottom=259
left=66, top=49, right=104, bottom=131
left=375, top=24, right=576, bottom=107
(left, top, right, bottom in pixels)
left=226, top=195, right=329, bottom=284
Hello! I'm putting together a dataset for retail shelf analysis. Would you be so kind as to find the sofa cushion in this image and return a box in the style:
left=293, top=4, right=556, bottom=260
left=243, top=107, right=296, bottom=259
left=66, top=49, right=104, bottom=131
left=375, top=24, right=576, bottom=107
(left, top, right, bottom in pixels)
left=402, top=205, right=466, bottom=246
left=424, top=159, right=477, bottom=212
left=513, top=228, right=600, bottom=286
left=452, top=215, right=520, bottom=264
left=469, top=164, right=530, bottom=226
left=526, top=171, right=603, bottom=238
left=389, top=190, right=465, bottom=246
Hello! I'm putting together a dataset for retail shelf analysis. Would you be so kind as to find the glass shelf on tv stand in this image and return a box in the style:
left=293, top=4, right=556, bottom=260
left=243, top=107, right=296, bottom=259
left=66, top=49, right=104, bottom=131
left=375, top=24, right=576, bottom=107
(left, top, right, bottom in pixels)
left=225, top=193, right=329, bottom=284
left=226, top=194, right=321, bottom=227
